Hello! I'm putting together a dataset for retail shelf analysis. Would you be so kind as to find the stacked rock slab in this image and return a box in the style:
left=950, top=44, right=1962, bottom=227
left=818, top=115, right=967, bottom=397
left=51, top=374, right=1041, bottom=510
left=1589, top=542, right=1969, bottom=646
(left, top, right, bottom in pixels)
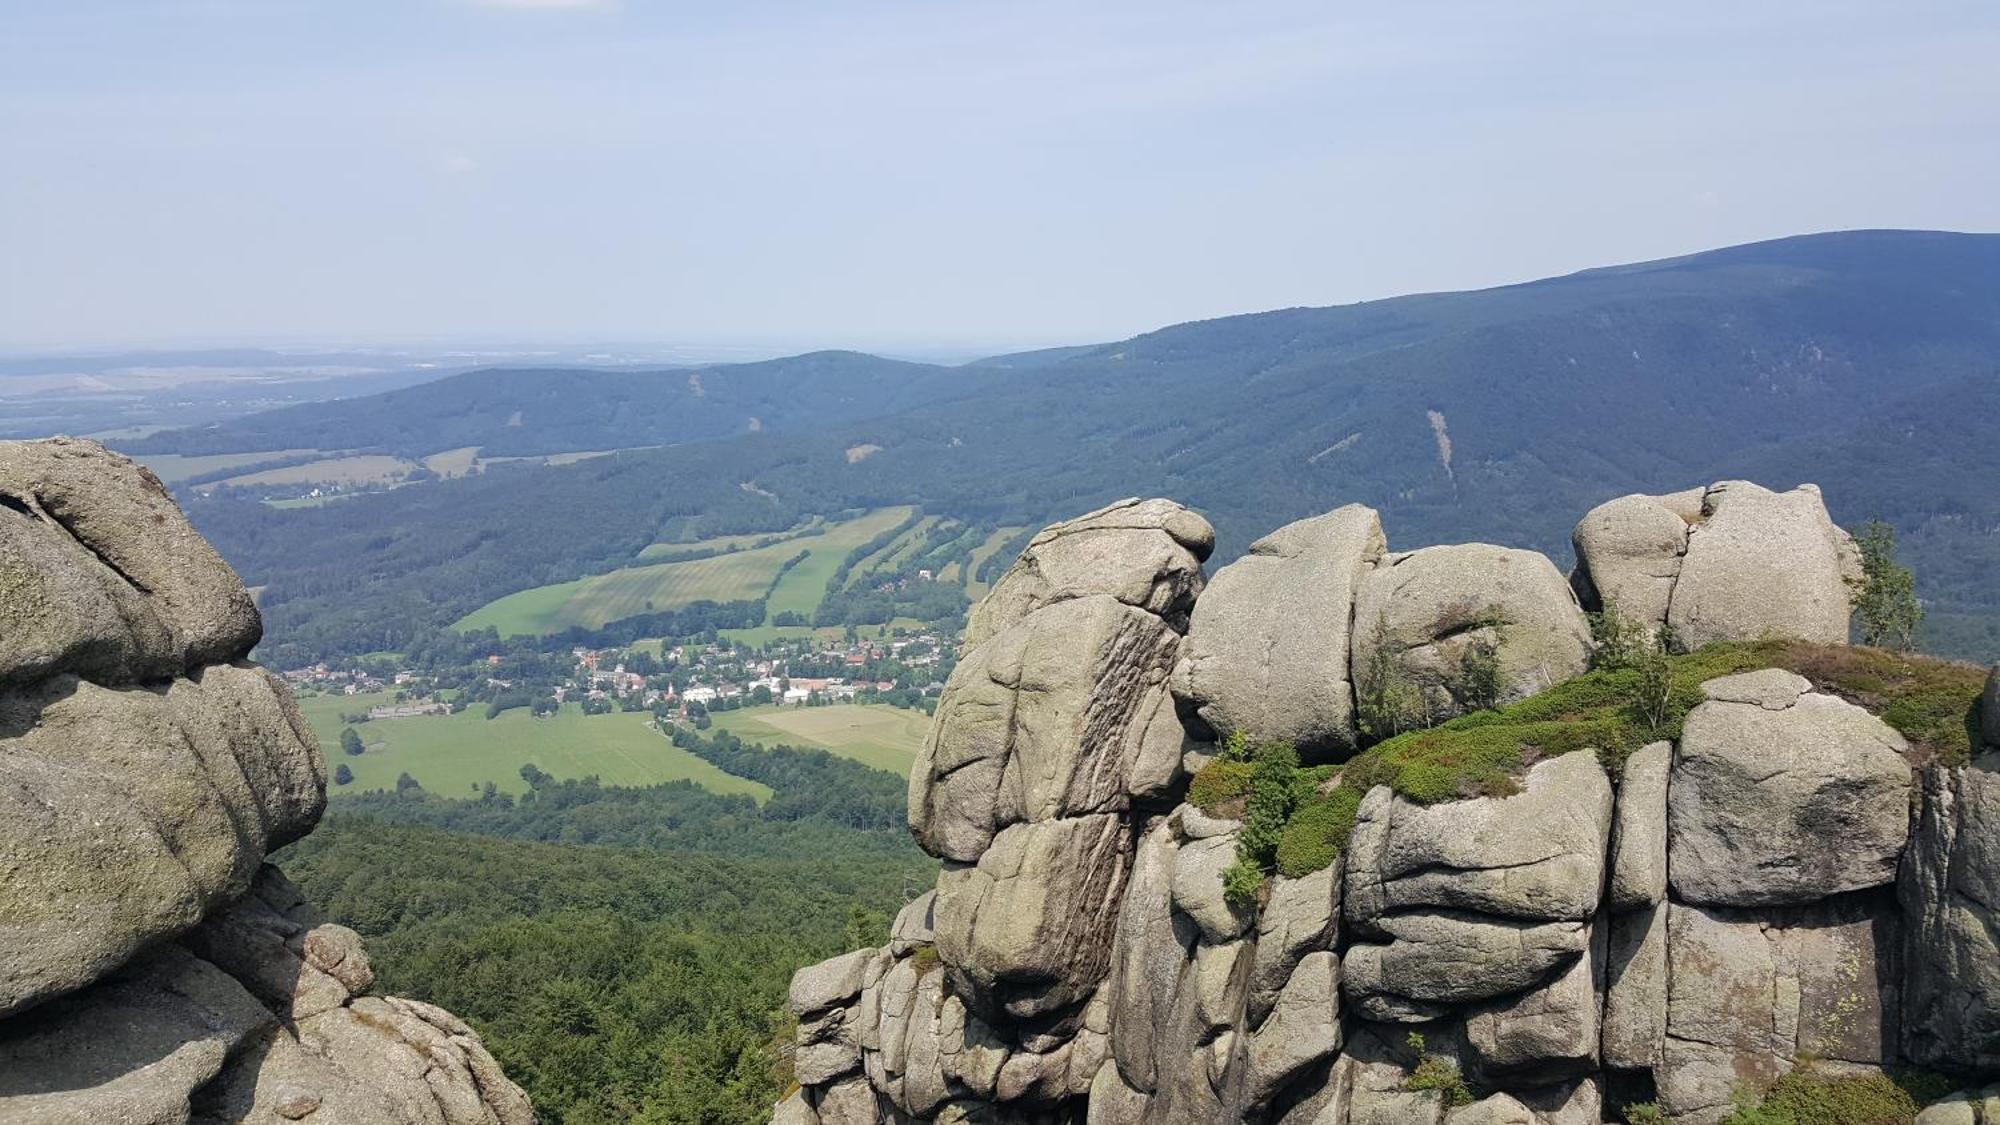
left=783, top=488, right=1999, bottom=1124
left=0, top=438, right=531, bottom=1125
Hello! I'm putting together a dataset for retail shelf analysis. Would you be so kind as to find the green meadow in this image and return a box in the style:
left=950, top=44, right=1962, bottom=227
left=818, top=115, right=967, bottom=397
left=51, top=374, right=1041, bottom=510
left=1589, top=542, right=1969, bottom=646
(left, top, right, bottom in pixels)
left=453, top=506, right=915, bottom=637
left=705, top=702, right=931, bottom=777
left=297, top=691, right=769, bottom=799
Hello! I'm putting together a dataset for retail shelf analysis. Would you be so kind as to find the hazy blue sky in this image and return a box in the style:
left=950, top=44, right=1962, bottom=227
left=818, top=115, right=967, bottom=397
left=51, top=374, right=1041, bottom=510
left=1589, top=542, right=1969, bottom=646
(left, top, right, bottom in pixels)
left=3, top=1, right=1996, bottom=354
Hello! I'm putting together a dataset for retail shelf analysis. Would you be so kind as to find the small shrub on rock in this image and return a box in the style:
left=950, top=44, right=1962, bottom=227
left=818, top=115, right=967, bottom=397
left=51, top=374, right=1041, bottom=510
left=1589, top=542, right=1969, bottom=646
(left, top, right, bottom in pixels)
left=1403, top=1033, right=1474, bottom=1108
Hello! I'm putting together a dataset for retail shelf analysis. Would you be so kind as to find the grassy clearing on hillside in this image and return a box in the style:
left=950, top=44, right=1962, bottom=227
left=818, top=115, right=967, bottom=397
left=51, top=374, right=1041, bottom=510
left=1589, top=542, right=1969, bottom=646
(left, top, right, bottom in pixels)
left=451, top=507, right=916, bottom=636
left=963, top=526, right=1025, bottom=597
left=843, top=514, right=935, bottom=586
left=140, top=449, right=321, bottom=483
left=763, top=506, right=916, bottom=621
left=1189, top=641, right=1989, bottom=891
left=209, top=453, right=416, bottom=490
left=706, top=703, right=930, bottom=776
left=648, top=524, right=820, bottom=560
left=455, top=544, right=794, bottom=635
left=422, top=447, right=481, bottom=478
left=876, top=516, right=943, bottom=573
left=297, top=691, right=769, bottom=798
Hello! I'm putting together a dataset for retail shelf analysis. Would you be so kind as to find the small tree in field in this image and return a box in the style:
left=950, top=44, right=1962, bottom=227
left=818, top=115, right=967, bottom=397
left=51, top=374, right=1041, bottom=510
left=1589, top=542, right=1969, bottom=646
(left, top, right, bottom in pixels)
left=339, top=727, right=364, bottom=756
left=1849, top=520, right=1921, bottom=650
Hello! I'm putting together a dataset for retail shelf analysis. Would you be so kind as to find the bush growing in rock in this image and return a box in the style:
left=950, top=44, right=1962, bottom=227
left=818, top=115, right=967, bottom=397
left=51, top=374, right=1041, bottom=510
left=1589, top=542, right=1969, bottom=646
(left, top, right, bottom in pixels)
left=1403, top=1032, right=1474, bottom=1108
left=1851, top=519, right=1923, bottom=652
left=1718, top=1067, right=1924, bottom=1125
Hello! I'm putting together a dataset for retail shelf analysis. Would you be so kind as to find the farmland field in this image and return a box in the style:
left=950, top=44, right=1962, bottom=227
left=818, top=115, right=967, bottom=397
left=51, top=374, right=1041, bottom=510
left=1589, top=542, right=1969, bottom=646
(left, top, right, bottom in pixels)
left=963, top=526, right=1025, bottom=596
left=421, top=446, right=481, bottom=478
left=207, top=453, right=416, bottom=491
left=636, top=518, right=823, bottom=561
left=706, top=703, right=930, bottom=776
left=453, top=506, right=915, bottom=637
left=298, top=690, right=769, bottom=798
left=764, top=506, right=915, bottom=619
left=139, top=449, right=321, bottom=484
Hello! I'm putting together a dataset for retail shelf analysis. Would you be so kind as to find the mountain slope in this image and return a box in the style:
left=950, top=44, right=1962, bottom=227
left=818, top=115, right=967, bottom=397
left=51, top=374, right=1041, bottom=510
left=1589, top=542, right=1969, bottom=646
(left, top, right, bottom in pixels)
left=128, top=350, right=985, bottom=459
left=169, top=230, right=2000, bottom=662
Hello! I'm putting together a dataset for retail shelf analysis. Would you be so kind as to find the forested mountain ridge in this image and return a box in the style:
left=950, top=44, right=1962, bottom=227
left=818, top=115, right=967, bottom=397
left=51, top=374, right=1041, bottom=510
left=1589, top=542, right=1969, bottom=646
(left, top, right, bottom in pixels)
left=128, top=349, right=985, bottom=459
left=166, top=230, right=2000, bottom=661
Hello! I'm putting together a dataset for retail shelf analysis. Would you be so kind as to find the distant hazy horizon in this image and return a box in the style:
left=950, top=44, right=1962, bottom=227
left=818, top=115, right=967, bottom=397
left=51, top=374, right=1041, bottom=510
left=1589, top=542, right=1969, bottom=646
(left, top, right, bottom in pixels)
left=5, top=1, right=1997, bottom=352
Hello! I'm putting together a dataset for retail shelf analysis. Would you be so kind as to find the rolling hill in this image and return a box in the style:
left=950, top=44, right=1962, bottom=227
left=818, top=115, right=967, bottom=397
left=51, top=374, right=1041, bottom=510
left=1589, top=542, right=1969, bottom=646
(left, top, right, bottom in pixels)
left=126, top=350, right=987, bottom=459
left=160, top=230, right=2000, bottom=662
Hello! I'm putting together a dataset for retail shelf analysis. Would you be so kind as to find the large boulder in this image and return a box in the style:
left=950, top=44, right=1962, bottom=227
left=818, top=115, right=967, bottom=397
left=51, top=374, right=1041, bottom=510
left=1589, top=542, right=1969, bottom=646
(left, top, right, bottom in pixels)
left=1463, top=921, right=1602, bottom=1084
left=1600, top=903, right=1668, bottom=1070
left=1350, top=544, right=1590, bottom=724
left=1669, top=669, right=1911, bottom=907
left=1665, top=481, right=1861, bottom=648
left=1568, top=488, right=1704, bottom=629
left=963, top=498, right=1211, bottom=650
left=0, top=437, right=260, bottom=689
left=908, top=595, right=1181, bottom=863
left=1901, top=764, right=2000, bottom=1073
left=0, top=664, right=324, bottom=1019
left=1102, top=819, right=1188, bottom=1096
left=1172, top=505, right=1384, bottom=759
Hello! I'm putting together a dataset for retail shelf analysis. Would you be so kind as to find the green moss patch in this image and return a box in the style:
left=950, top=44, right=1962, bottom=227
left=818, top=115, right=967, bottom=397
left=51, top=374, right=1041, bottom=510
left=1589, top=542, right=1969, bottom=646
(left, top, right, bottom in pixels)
left=1719, top=1065, right=1954, bottom=1125
left=1772, top=643, right=1987, bottom=766
left=1184, top=640, right=1987, bottom=884
left=1187, top=759, right=1253, bottom=815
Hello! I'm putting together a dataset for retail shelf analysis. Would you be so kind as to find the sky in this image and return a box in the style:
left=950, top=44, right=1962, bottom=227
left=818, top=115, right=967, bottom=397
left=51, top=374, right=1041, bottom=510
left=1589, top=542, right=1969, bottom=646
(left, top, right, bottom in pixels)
left=3, top=0, right=1997, bottom=356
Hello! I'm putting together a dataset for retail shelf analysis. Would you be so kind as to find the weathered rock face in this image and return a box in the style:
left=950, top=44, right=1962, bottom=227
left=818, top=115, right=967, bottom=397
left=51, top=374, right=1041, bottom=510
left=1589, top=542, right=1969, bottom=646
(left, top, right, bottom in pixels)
left=1351, top=543, right=1591, bottom=723
left=1173, top=504, right=1385, bottom=759
left=0, top=439, right=531, bottom=1125
left=1570, top=481, right=1862, bottom=648
left=1656, top=896, right=1900, bottom=1125
left=1901, top=763, right=2000, bottom=1074
left=781, top=488, right=1993, bottom=1125
left=909, top=595, right=1183, bottom=863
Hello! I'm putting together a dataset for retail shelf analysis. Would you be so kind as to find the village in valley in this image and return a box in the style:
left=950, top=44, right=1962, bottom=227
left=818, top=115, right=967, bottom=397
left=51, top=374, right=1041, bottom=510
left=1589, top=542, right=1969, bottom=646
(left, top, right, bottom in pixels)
left=283, top=628, right=952, bottom=719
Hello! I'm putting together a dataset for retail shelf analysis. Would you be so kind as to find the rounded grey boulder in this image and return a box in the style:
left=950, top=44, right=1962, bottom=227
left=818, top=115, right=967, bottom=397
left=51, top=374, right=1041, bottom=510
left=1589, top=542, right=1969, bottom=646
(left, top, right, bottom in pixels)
left=1350, top=543, right=1590, bottom=725
left=1173, top=504, right=1385, bottom=760
left=0, top=437, right=260, bottom=688
left=1666, top=481, right=1862, bottom=649
left=964, top=498, right=1211, bottom=651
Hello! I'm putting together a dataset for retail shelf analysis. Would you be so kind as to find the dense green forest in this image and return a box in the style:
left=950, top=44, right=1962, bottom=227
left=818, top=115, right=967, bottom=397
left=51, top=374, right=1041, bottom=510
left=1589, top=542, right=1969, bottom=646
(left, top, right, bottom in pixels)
left=281, top=817, right=929, bottom=1124
left=283, top=730, right=933, bottom=1123
left=171, top=231, right=2000, bottom=664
